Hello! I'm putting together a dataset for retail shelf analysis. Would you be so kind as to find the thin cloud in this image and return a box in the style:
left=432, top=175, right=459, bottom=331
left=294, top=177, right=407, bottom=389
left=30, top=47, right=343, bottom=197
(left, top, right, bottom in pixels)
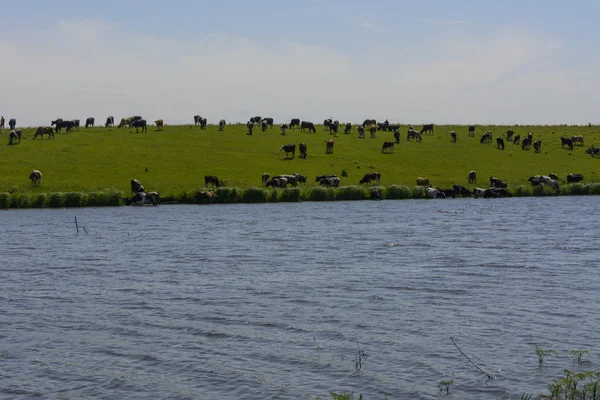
left=2, top=19, right=596, bottom=126
left=357, top=20, right=387, bottom=33
left=417, top=18, right=472, bottom=25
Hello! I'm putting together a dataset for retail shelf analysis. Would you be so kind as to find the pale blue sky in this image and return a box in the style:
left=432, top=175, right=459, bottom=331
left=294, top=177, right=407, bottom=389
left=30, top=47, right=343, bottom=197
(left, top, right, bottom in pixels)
left=3, top=1, right=599, bottom=125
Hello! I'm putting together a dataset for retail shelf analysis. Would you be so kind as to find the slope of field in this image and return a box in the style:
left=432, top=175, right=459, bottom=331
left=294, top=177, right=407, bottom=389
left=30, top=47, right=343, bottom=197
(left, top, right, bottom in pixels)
left=0, top=123, right=598, bottom=197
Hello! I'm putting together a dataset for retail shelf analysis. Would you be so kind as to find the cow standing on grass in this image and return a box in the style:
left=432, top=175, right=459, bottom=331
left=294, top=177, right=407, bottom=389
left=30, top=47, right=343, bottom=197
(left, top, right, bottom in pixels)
left=105, top=116, right=114, bottom=128
left=219, top=119, right=226, bottom=131
left=85, top=117, right=95, bottom=128
left=450, top=131, right=457, bottom=143
left=299, top=142, right=307, bottom=159
left=280, top=144, right=296, bottom=159
left=325, top=140, right=334, bottom=154
left=468, top=170, right=477, bottom=183
left=359, top=172, right=381, bottom=185
left=381, top=141, right=394, bottom=153
left=468, top=125, right=475, bottom=137
left=205, top=175, right=221, bottom=187
left=29, top=170, right=42, bottom=187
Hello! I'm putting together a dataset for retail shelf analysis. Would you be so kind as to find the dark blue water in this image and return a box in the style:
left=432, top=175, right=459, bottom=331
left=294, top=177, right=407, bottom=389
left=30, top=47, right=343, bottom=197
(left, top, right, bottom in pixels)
left=1, top=197, right=599, bottom=399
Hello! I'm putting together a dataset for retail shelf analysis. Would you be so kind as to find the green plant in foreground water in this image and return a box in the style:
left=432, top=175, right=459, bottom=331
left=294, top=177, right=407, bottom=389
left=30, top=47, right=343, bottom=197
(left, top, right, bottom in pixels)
left=536, top=345, right=557, bottom=365
left=539, top=369, right=600, bottom=399
left=438, top=379, right=454, bottom=393
left=571, top=350, right=590, bottom=364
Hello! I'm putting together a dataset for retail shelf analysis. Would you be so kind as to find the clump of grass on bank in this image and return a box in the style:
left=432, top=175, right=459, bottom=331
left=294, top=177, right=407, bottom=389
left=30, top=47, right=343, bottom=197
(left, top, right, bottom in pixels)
left=3, top=182, right=600, bottom=208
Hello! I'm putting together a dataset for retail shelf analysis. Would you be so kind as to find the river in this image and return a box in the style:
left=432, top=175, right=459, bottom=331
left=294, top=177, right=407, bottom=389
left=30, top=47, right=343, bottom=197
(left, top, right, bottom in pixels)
left=1, top=197, right=599, bottom=399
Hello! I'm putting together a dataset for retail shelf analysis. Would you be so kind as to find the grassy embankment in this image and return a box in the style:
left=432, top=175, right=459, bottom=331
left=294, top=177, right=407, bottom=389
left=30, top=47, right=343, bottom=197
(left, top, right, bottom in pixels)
left=0, top=123, right=599, bottom=207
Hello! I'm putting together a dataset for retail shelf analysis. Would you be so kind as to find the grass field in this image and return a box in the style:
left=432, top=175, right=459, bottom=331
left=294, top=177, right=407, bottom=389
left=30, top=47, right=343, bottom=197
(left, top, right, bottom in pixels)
left=0, top=122, right=599, bottom=206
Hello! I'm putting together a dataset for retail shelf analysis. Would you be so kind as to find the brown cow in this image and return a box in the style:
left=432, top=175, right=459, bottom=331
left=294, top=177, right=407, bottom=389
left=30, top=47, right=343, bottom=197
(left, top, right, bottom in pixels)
left=416, top=177, right=430, bottom=186
left=468, top=170, right=477, bottom=183
left=33, top=126, right=55, bottom=140
left=155, top=119, right=164, bottom=131
left=325, top=140, right=334, bottom=154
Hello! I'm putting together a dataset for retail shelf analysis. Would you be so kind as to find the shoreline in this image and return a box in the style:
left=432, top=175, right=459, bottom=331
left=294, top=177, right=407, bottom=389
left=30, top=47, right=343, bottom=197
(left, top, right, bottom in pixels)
left=2, top=183, right=599, bottom=209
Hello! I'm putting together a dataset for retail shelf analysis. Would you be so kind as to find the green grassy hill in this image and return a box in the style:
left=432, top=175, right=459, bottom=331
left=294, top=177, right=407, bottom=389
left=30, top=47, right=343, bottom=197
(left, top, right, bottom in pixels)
left=1, top=123, right=598, bottom=199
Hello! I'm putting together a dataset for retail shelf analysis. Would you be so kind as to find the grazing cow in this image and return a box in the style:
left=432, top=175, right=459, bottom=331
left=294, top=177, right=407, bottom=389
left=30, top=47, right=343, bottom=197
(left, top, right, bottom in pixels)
left=300, top=121, right=316, bottom=133
left=363, top=119, right=376, bottom=127
left=533, top=140, right=541, bottom=153
left=468, top=125, right=475, bottom=137
left=506, top=129, right=514, bottom=141
left=246, top=121, right=254, bottom=135
left=324, top=118, right=332, bottom=131
left=71, top=119, right=80, bottom=131
left=453, top=184, right=472, bottom=197
left=0, top=116, right=4, bottom=129
left=299, top=142, right=307, bottom=159
left=261, top=173, right=270, bottom=185
left=421, top=124, right=434, bottom=135
left=315, top=174, right=337, bottom=182
left=200, top=118, right=207, bottom=129
left=416, top=177, right=430, bottom=187
left=468, top=170, right=477, bottom=183
left=85, top=117, right=95, bottom=128
left=528, top=176, right=543, bottom=187
left=194, top=115, right=202, bottom=126
left=261, top=120, right=268, bottom=132
left=585, top=145, right=600, bottom=157
left=290, top=118, right=300, bottom=129
left=528, top=132, right=533, bottom=142
left=293, top=173, right=307, bottom=184
left=496, top=137, right=505, bottom=150
left=325, top=139, right=334, bottom=154
left=272, top=174, right=298, bottom=187
left=205, top=175, right=221, bottom=187
left=549, top=173, right=558, bottom=180
left=131, top=119, right=147, bottom=133
left=521, top=136, right=532, bottom=150
left=357, top=125, right=365, bottom=138
left=345, top=122, right=352, bottom=134
left=266, top=177, right=288, bottom=188
left=8, top=129, right=23, bottom=144
left=261, top=117, right=274, bottom=128
left=484, top=188, right=512, bottom=198
left=319, top=176, right=340, bottom=187
left=513, top=134, right=521, bottom=145
left=490, top=176, right=508, bottom=188
left=254, top=116, right=261, bottom=126
left=29, top=170, right=42, bottom=187
left=426, top=187, right=446, bottom=199
left=473, top=188, right=487, bottom=198
left=155, top=119, right=164, bottom=131
left=33, top=126, right=55, bottom=140
left=359, top=172, right=381, bottom=185
left=280, top=143, right=296, bottom=159
left=567, top=173, right=584, bottom=183
left=219, top=119, right=226, bottom=131
left=329, top=122, right=339, bottom=136
left=480, top=131, right=492, bottom=144
left=131, top=179, right=145, bottom=193
left=126, top=191, right=160, bottom=206
left=280, top=123, right=288, bottom=135
left=393, top=129, right=400, bottom=144
left=530, top=175, right=559, bottom=190
left=8, top=118, right=16, bottom=130
left=571, top=135, right=584, bottom=146
left=105, top=116, right=115, bottom=127
left=368, top=124, right=376, bottom=138
left=407, top=128, right=422, bottom=142
left=450, top=131, right=457, bottom=143
left=118, top=117, right=133, bottom=128
left=436, top=187, right=456, bottom=198
left=381, top=141, right=394, bottom=154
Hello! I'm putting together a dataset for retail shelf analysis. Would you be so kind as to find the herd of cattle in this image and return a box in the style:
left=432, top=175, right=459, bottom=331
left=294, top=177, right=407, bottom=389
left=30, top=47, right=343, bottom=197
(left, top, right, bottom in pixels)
left=4, top=113, right=595, bottom=201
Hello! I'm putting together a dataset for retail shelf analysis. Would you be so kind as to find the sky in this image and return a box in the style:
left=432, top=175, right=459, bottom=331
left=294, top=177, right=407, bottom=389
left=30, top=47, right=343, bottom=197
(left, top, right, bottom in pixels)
left=2, top=0, right=599, bottom=126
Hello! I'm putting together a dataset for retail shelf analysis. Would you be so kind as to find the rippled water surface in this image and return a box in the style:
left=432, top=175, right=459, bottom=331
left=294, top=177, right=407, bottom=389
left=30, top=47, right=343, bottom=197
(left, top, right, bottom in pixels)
left=1, top=197, right=599, bottom=399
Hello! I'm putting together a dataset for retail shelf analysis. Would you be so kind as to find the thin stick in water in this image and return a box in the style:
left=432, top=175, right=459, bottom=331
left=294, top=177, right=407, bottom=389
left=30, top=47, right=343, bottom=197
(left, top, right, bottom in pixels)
left=74, top=216, right=79, bottom=234
left=450, top=336, right=494, bottom=380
